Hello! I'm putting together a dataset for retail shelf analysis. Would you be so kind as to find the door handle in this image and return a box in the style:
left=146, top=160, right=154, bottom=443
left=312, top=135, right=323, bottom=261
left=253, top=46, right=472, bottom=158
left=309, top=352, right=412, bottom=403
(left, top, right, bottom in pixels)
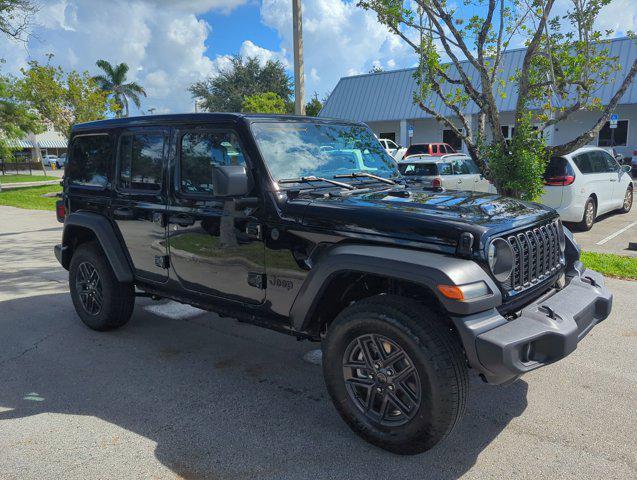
left=113, top=207, right=135, bottom=219
left=169, top=214, right=195, bottom=227
left=610, top=179, right=617, bottom=182
left=457, top=179, right=463, bottom=183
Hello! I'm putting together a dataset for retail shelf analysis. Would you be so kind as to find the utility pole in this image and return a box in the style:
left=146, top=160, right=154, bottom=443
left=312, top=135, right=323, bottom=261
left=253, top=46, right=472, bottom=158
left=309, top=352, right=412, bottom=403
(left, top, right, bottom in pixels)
left=292, top=0, right=305, bottom=115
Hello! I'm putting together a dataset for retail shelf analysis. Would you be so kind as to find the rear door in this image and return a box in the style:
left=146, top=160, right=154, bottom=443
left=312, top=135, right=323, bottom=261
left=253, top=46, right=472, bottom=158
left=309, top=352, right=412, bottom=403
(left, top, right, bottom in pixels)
left=447, top=157, right=475, bottom=192
left=111, top=128, right=169, bottom=283
left=588, top=150, right=616, bottom=214
left=166, top=126, right=266, bottom=304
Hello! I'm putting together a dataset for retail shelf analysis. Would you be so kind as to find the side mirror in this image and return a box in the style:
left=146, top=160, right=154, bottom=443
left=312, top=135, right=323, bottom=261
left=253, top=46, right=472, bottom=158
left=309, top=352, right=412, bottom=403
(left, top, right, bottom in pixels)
left=621, top=164, right=632, bottom=174
left=212, top=165, right=251, bottom=197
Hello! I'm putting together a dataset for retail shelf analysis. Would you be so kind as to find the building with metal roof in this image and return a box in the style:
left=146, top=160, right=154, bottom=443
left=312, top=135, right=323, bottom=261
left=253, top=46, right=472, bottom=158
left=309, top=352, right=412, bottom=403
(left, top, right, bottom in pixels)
left=320, top=37, right=637, bottom=159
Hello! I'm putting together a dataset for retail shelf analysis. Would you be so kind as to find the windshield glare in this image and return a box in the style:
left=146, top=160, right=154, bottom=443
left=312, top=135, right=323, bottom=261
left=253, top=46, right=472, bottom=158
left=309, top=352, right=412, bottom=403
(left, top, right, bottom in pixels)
left=250, top=122, right=400, bottom=184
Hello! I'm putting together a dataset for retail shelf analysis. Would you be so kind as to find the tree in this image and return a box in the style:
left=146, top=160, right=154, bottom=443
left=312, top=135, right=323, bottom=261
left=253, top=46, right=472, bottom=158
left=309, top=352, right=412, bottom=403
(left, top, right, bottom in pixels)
left=358, top=0, right=637, bottom=200
left=0, top=0, right=36, bottom=41
left=189, top=55, right=293, bottom=112
left=0, top=72, right=43, bottom=163
left=92, top=60, right=146, bottom=117
left=242, top=92, right=287, bottom=114
left=15, top=60, right=118, bottom=139
left=305, top=93, right=323, bottom=116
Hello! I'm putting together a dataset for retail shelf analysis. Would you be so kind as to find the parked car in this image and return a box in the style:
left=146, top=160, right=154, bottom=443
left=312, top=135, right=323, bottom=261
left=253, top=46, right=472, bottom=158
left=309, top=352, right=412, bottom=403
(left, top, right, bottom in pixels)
left=41, top=154, right=59, bottom=167
left=398, top=154, right=494, bottom=193
left=57, top=153, right=67, bottom=167
left=55, top=113, right=612, bottom=454
left=378, top=138, right=403, bottom=158
left=403, top=142, right=456, bottom=159
left=540, top=146, right=633, bottom=230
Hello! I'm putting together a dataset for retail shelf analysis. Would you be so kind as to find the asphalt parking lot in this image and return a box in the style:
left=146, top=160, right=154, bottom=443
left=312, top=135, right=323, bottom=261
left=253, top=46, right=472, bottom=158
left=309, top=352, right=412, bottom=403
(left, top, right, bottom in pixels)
left=570, top=204, right=637, bottom=257
left=0, top=205, right=635, bottom=480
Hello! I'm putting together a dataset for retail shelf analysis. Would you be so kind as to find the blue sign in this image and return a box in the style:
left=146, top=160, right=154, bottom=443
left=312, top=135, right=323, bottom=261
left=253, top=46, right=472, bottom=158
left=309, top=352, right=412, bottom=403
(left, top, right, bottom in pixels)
left=610, top=113, right=619, bottom=121
left=407, top=125, right=414, bottom=137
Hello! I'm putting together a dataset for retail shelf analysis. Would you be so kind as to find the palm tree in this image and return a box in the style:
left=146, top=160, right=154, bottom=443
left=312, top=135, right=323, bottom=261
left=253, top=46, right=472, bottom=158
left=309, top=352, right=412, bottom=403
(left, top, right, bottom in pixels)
left=93, top=60, right=146, bottom=117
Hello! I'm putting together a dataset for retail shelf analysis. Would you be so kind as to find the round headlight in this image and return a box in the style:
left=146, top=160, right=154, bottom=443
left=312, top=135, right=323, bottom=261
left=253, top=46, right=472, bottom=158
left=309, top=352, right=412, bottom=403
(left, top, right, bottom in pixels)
left=488, top=238, right=514, bottom=282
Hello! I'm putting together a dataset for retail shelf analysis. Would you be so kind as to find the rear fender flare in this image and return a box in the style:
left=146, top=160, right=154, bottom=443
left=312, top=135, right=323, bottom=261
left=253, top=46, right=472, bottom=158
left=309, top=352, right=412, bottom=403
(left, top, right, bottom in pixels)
left=61, top=212, right=134, bottom=283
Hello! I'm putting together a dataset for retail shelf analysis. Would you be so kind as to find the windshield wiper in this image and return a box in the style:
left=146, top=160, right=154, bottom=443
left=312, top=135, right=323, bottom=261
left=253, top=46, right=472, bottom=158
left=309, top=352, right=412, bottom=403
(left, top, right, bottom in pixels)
left=278, top=176, right=356, bottom=190
left=333, top=171, right=397, bottom=185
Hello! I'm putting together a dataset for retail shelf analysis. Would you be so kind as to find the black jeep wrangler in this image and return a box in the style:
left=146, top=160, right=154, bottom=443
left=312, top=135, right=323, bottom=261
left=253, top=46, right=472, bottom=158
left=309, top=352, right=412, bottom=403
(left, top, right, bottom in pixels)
left=55, top=114, right=612, bottom=454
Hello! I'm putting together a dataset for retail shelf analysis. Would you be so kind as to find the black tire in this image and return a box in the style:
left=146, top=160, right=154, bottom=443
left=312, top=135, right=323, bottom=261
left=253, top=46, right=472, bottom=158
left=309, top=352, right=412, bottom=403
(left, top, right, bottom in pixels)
left=577, top=197, right=596, bottom=231
left=620, top=185, right=633, bottom=213
left=69, top=242, right=135, bottom=331
left=322, top=295, right=468, bottom=455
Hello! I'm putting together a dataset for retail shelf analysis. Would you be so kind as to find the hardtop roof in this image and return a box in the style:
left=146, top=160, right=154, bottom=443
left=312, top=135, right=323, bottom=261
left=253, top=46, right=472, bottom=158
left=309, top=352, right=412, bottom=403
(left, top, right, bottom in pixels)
left=71, top=113, right=366, bottom=133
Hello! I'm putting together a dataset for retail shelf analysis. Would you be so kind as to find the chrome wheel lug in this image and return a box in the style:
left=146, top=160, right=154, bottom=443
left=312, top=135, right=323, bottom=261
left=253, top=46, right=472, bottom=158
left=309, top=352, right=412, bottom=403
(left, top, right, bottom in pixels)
left=387, top=369, right=393, bottom=376
left=374, top=363, right=380, bottom=369
left=388, top=385, right=394, bottom=391
left=376, top=387, right=382, bottom=393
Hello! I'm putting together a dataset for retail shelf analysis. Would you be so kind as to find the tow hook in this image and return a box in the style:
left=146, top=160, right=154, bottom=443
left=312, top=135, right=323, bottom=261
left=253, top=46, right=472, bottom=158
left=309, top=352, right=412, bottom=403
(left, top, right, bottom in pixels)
left=538, top=305, right=556, bottom=319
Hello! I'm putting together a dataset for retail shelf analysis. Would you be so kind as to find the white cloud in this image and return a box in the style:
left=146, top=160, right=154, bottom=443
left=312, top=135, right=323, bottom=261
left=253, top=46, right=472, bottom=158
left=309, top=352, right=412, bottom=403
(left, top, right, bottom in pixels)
left=240, top=40, right=290, bottom=68
left=0, top=0, right=247, bottom=114
left=259, top=0, right=416, bottom=96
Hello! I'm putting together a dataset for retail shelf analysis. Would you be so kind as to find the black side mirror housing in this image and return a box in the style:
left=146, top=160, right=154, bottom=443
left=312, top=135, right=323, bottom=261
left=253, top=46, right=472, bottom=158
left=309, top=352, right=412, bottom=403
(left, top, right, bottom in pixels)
left=212, top=165, right=251, bottom=197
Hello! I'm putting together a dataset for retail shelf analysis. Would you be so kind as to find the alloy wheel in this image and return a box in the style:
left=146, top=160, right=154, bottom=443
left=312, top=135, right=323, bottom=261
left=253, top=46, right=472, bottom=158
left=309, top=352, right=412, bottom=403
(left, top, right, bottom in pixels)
left=342, top=333, right=421, bottom=426
left=76, top=261, right=103, bottom=316
left=585, top=202, right=595, bottom=228
left=624, top=188, right=633, bottom=211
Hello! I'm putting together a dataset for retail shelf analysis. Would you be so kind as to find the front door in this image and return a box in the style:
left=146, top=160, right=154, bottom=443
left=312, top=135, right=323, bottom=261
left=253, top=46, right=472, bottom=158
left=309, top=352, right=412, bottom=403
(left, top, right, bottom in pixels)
left=111, top=128, right=169, bottom=283
left=167, top=127, right=265, bottom=304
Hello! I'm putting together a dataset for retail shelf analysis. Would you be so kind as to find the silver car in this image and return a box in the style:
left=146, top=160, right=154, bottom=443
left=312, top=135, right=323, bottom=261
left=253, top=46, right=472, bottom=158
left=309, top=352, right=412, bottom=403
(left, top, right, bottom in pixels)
left=398, top=154, right=494, bottom=193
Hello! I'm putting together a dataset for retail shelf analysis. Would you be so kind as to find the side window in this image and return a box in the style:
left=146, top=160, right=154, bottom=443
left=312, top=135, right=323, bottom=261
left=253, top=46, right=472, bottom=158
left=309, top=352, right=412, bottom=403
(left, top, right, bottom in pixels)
left=438, top=163, right=453, bottom=175
left=67, top=134, right=112, bottom=187
left=119, top=133, right=165, bottom=191
left=463, top=158, right=480, bottom=174
left=180, top=131, right=246, bottom=195
left=574, top=153, right=594, bottom=174
left=588, top=151, right=612, bottom=173
left=600, top=151, right=618, bottom=172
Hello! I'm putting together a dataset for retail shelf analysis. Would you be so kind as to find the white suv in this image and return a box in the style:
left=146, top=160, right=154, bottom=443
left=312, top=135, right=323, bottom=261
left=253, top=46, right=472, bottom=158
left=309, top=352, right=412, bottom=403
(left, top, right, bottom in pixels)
left=378, top=138, right=407, bottom=160
left=540, top=146, right=633, bottom=230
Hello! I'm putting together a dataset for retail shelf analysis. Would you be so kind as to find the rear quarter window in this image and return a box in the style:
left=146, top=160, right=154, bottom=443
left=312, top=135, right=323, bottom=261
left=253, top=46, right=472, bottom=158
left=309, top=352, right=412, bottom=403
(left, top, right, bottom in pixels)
left=544, top=156, right=574, bottom=179
left=67, top=134, right=113, bottom=188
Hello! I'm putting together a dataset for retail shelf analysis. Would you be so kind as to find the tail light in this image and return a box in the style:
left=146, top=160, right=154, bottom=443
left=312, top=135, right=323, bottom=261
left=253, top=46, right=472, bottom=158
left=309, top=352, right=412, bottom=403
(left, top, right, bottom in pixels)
left=544, top=175, right=575, bottom=186
left=55, top=200, right=66, bottom=223
left=432, top=177, right=442, bottom=188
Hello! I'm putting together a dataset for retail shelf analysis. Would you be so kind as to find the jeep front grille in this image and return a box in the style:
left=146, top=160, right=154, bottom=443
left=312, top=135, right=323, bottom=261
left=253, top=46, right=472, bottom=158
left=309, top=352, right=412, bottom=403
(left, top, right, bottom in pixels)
left=501, top=219, right=564, bottom=292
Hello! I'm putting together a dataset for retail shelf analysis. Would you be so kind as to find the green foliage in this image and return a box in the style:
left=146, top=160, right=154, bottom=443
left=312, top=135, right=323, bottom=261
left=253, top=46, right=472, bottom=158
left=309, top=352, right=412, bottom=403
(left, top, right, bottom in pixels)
left=0, top=71, right=42, bottom=161
left=485, top=115, right=547, bottom=201
left=305, top=93, right=323, bottom=116
left=242, top=92, right=287, bottom=114
left=189, top=55, right=292, bottom=112
left=93, top=59, right=146, bottom=117
left=13, top=60, right=117, bottom=139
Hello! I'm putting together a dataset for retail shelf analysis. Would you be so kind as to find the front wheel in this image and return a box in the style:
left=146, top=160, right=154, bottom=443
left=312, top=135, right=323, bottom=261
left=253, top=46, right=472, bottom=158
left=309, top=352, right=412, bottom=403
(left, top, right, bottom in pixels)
left=322, top=295, right=468, bottom=455
left=69, top=242, right=135, bottom=331
left=620, top=185, right=633, bottom=213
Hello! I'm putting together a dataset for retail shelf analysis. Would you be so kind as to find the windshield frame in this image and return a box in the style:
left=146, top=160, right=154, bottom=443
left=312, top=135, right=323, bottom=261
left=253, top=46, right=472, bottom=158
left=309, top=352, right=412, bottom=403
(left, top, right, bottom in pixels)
left=248, top=119, right=402, bottom=191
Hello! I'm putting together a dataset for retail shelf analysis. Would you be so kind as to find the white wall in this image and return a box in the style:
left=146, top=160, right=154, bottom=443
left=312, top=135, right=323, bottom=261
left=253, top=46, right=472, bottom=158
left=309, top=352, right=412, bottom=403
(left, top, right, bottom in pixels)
left=367, top=121, right=401, bottom=142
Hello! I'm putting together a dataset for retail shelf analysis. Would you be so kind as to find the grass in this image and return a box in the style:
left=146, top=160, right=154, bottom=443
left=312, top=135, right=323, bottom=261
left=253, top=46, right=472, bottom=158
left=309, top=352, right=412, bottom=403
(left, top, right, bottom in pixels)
left=581, top=251, right=637, bottom=280
left=0, top=184, right=62, bottom=211
left=0, top=174, right=52, bottom=183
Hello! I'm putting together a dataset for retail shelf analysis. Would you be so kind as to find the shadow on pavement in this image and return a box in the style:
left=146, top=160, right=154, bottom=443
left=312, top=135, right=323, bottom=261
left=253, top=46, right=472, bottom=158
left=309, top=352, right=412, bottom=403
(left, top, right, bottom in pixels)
left=0, top=293, right=528, bottom=480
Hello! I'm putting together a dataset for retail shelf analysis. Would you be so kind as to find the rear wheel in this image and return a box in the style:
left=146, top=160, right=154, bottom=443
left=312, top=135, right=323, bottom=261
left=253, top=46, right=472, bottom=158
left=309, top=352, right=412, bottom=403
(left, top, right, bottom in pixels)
left=69, top=242, right=135, bottom=331
left=577, top=197, right=596, bottom=231
left=322, top=295, right=468, bottom=455
left=620, top=185, right=633, bottom=213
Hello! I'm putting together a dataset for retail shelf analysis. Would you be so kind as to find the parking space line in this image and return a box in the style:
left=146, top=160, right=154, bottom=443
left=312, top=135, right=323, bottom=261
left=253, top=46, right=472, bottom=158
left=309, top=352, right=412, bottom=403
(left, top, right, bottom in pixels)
left=596, top=221, right=637, bottom=245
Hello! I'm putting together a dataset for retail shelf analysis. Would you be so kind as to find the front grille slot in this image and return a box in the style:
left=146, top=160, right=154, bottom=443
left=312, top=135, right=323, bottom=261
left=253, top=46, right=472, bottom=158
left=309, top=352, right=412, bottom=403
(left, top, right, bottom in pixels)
left=501, top=219, right=563, bottom=292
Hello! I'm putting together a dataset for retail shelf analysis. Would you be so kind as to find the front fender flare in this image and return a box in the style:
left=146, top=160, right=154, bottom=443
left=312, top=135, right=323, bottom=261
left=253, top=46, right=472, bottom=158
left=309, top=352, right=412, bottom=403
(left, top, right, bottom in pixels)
left=289, top=244, right=501, bottom=332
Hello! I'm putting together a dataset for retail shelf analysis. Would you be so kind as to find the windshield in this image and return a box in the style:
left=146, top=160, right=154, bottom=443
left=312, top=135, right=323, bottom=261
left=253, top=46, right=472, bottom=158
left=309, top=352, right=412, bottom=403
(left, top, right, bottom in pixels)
left=250, top=121, right=400, bottom=183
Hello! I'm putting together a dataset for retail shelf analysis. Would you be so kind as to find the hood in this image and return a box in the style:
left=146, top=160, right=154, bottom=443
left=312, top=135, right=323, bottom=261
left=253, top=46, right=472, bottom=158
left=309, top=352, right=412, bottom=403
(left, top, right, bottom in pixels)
left=293, top=187, right=557, bottom=251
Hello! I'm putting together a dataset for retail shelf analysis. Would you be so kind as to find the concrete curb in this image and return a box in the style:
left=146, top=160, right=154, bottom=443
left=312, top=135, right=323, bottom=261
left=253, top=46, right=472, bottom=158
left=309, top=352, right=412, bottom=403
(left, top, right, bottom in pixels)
left=0, top=180, right=60, bottom=190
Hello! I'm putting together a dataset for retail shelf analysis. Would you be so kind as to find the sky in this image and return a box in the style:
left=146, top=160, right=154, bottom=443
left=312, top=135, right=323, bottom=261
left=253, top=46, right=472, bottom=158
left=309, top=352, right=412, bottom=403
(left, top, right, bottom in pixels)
left=0, top=0, right=634, bottom=115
